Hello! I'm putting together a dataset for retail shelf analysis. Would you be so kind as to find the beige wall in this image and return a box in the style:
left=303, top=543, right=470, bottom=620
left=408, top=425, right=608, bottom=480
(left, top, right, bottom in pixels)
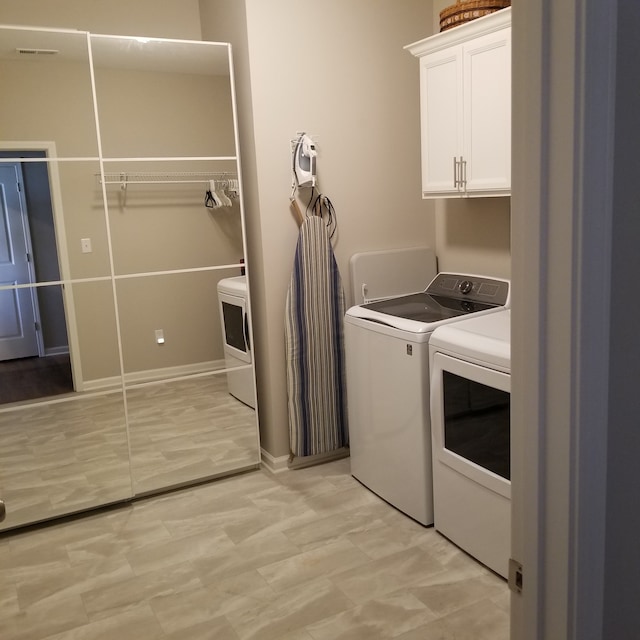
left=431, top=0, right=511, bottom=279
left=435, top=197, right=511, bottom=278
left=72, top=280, right=121, bottom=381
left=94, top=68, right=235, bottom=158
left=0, top=56, right=98, bottom=157
left=201, top=0, right=436, bottom=459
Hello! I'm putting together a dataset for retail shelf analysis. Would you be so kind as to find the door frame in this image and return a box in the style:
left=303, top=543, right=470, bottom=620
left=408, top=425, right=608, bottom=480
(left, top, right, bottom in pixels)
left=511, top=1, right=617, bottom=638
left=0, top=141, right=84, bottom=391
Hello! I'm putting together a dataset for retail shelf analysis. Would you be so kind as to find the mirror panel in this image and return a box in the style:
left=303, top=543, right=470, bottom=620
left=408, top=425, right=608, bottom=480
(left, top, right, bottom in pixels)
left=90, top=36, right=236, bottom=159
left=127, top=372, right=258, bottom=495
left=103, top=160, right=243, bottom=275
left=0, top=27, right=99, bottom=158
left=0, top=158, right=112, bottom=283
left=118, top=268, right=258, bottom=495
left=57, top=161, right=113, bottom=280
left=69, top=279, right=122, bottom=387
left=115, top=269, right=241, bottom=376
left=0, top=277, right=127, bottom=531
left=0, top=26, right=259, bottom=530
left=0, top=389, right=129, bottom=531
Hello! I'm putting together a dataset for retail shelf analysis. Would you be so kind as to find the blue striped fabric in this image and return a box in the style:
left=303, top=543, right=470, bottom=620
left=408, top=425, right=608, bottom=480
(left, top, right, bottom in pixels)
left=285, top=216, right=349, bottom=458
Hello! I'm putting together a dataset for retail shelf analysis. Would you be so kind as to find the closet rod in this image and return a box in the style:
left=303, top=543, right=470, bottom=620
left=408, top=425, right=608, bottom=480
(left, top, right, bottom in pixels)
left=103, top=179, right=227, bottom=185
left=98, top=171, right=237, bottom=185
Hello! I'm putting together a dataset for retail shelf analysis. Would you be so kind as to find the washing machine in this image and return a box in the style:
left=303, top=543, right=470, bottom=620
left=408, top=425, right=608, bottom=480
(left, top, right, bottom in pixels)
left=429, top=308, right=511, bottom=577
left=344, top=273, right=509, bottom=526
left=217, top=275, right=255, bottom=408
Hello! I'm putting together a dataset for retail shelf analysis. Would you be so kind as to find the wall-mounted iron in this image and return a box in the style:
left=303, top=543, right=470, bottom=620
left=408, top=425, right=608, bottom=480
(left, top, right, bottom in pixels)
left=293, top=133, right=317, bottom=188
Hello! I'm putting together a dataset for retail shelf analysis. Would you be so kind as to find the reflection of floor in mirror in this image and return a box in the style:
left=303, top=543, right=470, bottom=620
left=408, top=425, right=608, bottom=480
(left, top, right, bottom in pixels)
left=0, top=354, right=73, bottom=404
left=0, top=372, right=258, bottom=532
left=127, top=373, right=258, bottom=495
left=0, top=392, right=131, bottom=530
left=0, top=458, right=509, bottom=640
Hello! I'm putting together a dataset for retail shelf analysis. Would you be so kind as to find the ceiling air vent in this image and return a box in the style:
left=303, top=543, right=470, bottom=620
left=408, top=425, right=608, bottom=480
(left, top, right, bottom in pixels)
left=16, top=48, right=59, bottom=56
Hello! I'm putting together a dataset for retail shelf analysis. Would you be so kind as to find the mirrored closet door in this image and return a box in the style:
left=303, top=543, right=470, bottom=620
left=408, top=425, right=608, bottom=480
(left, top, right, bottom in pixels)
left=0, top=26, right=259, bottom=531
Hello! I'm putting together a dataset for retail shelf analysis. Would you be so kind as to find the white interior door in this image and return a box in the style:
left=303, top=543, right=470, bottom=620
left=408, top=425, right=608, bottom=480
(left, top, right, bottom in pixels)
left=0, top=163, right=39, bottom=360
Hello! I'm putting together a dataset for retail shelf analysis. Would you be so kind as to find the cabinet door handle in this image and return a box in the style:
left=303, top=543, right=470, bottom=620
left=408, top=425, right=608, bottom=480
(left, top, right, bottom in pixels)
left=453, top=156, right=459, bottom=188
left=461, top=157, right=467, bottom=189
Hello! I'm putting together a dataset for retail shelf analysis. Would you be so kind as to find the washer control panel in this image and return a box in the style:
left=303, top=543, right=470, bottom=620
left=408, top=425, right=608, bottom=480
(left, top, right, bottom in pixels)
left=426, top=273, right=510, bottom=306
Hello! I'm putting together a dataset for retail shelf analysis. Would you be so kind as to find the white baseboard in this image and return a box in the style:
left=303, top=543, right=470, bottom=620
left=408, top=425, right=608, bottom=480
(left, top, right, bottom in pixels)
left=288, top=447, right=350, bottom=470
left=260, top=449, right=290, bottom=474
left=260, top=447, right=351, bottom=474
left=80, top=360, right=225, bottom=392
left=44, top=346, right=69, bottom=357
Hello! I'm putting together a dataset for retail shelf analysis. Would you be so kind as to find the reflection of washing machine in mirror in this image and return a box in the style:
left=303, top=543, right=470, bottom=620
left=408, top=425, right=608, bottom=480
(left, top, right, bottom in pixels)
left=217, top=276, right=255, bottom=408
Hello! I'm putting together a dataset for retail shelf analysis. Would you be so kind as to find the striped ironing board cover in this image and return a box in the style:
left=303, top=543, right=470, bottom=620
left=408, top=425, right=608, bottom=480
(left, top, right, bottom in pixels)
left=285, top=216, right=349, bottom=458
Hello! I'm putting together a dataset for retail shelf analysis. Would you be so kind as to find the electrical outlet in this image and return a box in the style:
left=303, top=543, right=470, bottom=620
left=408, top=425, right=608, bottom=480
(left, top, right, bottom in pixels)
left=155, top=329, right=165, bottom=344
left=81, top=238, right=92, bottom=253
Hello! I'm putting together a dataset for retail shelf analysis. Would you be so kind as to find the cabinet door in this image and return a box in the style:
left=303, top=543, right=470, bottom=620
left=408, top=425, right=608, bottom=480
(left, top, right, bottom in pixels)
left=462, top=27, right=511, bottom=194
left=420, top=46, right=463, bottom=195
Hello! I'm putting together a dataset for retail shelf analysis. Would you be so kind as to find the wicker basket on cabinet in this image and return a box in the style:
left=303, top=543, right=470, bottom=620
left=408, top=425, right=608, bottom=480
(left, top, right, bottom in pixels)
left=439, top=0, right=511, bottom=32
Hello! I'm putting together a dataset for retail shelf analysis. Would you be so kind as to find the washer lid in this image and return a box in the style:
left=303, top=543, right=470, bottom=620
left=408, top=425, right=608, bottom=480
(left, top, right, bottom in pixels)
left=364, top=292, right=495, bottom=322
left=346, top=273, right=509, bottom=334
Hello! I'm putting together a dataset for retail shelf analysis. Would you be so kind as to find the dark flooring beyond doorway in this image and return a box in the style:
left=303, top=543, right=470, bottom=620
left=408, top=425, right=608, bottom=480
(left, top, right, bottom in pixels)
left=0, top=354, right=73, bottom=404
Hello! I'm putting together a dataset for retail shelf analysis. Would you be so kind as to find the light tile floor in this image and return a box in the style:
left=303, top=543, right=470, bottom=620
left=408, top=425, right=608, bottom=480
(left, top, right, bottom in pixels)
left=0, top=458, right=510, bottom=639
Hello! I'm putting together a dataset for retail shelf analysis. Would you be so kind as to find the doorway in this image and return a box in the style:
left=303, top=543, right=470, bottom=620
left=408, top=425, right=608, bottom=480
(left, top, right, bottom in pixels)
left=0, top=145, right=77, bottom=402
left=0, top=162, right=41, bottom=361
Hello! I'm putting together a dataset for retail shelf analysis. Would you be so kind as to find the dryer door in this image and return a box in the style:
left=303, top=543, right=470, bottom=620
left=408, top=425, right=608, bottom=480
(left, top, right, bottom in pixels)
left=218, top=290, right=251, bottom=364
left=431, top=351, right=510, bottom=496
left=430, top=350, right=511, bottom=578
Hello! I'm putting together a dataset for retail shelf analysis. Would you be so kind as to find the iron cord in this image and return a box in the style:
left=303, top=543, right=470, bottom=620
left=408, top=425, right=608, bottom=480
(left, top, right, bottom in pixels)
left=305, top=189, right=337, bottom=239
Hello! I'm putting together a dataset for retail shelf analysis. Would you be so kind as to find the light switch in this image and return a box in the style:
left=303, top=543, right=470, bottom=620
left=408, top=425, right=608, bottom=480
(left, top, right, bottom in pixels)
left=81, top=238, right=92, bottom=253
left=155, top=329, right=165, bottom=344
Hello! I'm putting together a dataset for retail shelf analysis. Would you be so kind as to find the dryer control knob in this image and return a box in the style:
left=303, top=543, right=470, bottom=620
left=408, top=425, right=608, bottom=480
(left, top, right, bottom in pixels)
left=459, top=280, right=473, bottom=295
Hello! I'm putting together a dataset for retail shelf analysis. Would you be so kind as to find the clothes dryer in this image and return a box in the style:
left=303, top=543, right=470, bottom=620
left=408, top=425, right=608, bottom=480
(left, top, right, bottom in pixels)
left=217, top=276, right=255, bottom=408
left=429, top=308, right=511, bottom=577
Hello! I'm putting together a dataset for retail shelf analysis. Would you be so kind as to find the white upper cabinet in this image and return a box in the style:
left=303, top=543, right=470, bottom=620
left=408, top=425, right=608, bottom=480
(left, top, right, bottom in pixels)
left=406, top=8, right=511, bottom=198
